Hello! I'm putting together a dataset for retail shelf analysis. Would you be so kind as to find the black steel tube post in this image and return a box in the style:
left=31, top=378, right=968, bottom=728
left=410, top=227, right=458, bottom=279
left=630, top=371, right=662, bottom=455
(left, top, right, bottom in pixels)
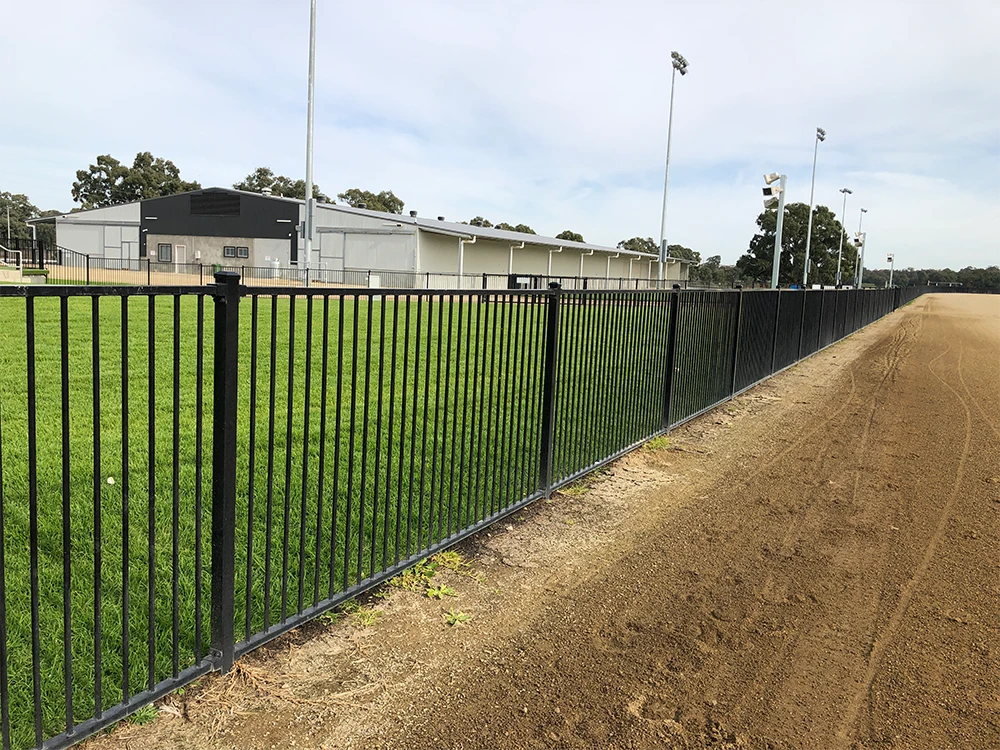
left=86, top=256, right=91, bottom=285
left=728, top=286, right=745, bottom=395
left=660, top=285, right=682, bottom=430
left=769, top=290, right=781, bottom=373
left=538, top=282, right=562, bottom=496
left=797, top=290, right=807, bottom=361
left=210, top=271, right=241, bottom=673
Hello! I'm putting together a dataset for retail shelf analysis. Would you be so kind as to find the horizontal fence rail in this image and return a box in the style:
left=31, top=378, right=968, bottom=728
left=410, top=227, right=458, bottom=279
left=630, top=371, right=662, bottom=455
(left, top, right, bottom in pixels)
left=0, top=280, right=952, bottom=749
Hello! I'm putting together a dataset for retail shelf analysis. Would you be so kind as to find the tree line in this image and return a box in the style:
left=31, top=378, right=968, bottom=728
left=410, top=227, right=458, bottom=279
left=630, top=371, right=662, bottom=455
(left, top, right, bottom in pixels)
left=3, top=151, right=995, bottom=291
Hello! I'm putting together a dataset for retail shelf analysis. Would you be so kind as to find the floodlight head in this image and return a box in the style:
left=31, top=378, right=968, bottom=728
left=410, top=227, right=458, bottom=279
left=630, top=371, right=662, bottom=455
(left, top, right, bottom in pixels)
left=861, top=208, right=868, bottom=214
left=764, top=172, right=781, bottom=185
left=763, top=196, right=780, bottom=209
left=816, top=127, right=826, bottom=142
left=762, top=186, right=782, bottom=197
left=840, top=187, right=853, bottom=195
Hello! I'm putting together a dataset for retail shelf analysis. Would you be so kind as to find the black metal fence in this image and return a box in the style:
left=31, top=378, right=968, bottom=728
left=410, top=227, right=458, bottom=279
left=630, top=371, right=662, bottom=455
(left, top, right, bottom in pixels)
left=0, top=278, right=938, bottom=749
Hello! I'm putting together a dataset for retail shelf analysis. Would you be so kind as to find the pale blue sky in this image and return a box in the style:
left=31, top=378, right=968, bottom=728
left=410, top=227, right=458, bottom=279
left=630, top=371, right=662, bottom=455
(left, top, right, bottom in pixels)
left=2, top=0, right=998, bottom=268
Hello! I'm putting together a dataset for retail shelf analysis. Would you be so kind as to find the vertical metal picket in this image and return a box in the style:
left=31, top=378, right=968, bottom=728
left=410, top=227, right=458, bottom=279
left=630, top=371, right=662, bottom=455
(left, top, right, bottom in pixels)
left=538, top=283, right=561, bottom=496
left=210, top=271, right=241, bottom=673
left=661, top=284, right=682, bottom=429
left=729, top=287, right=744, bottom=395
left=770, top=290, right=782, bottom=373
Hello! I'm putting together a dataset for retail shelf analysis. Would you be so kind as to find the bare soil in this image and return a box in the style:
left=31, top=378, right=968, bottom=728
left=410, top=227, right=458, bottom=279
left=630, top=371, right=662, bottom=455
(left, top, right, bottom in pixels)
left=88, top=293, right=1000, bottom=750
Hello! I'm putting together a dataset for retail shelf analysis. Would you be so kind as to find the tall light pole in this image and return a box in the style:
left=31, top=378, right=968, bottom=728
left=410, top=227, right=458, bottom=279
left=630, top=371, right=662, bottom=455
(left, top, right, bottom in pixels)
left=803, top=127, right=826, bottom=285
left=887, top=252, right=895, bottom=287
left=302, top=0, right=317, bottom=276
left=763, top=173, right=787, bottom=289
left=835, top=187, right=852, bottom=285
left=855, top=208, right=867, bottom=286
left=658, top=50, right=688, bottom=286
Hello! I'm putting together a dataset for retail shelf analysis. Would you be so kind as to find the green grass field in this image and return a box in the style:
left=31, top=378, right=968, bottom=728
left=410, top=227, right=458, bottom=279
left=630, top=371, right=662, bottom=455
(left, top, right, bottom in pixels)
left=0, top=289, right=683, bottom=749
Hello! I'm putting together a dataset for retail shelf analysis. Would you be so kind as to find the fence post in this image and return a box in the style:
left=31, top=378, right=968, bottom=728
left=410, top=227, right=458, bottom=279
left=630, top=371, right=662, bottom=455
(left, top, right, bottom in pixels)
left=660, top=284, right=682, bottom=430
left=797, top=290, right=807, bottom=360
left=86, top=256, right=91, bottom=286
left=147, top=259, right=151, bottom=286
left=210, top=271, right=241, bottom=673
left=538, top=282, right=562, bottom=496
left=816, top=291, right=825, bottom=350
left=729, top=286, right=744, bottom=396
left=770, top=289, right=782, bottom=373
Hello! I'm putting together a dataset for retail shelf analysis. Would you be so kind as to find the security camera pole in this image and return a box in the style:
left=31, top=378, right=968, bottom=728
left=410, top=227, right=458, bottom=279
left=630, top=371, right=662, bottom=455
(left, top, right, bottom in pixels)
left=835, top=187, right=853, bottom=285
left=887, top=253, right=895, bottom=287
left=855, top=208, right=868, bottom=286
left=658, top=50, right=688, bottom=286
left=763, top=173, right=787, bottom=289
left=303, top=0, right=317, bottom=282
left=803, top=127, right=826, bottom=286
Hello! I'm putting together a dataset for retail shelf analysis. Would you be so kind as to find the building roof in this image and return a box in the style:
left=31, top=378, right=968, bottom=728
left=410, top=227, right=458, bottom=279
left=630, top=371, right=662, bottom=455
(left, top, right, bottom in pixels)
left=29, top=188, right=693, bottom=263
left=312, top=201, right=691, bottom=262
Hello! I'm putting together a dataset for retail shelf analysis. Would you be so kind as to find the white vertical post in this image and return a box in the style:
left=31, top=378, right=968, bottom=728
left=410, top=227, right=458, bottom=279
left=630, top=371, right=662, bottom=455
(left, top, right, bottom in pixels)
left=855, top=209, right=867, bottom=287
left=548, top=246, right=562, bottom=276
left=303, top=0, right=317, bottom=279
left=658, top=64, right=678, bottom=286
left=770, top=174, right=786, bottom=290
left=803, top=128, right=825, bottom=285
left=836, top=188, right=851, bottom=285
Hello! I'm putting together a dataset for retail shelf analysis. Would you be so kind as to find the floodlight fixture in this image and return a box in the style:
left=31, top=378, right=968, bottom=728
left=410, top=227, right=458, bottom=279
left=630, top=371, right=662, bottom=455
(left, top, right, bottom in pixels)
left=764, top=172, right=782, bottom=185
left=816, top=127, right=826, bottom=142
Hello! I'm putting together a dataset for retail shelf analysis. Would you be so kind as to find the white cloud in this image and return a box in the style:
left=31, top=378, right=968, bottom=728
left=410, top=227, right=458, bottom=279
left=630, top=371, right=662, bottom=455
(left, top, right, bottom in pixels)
left=2, top=0, right=998, bottom=268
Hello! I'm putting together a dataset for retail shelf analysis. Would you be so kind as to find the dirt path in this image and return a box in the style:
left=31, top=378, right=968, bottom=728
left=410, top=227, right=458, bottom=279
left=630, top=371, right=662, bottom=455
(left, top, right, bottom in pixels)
left=89, top=293, right=1000, bottom=750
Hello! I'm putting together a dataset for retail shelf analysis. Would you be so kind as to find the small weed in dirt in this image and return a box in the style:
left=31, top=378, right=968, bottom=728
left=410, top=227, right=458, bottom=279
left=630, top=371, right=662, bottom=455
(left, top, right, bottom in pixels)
left=645, top=435, right=672, bottom=451
left=559, top=480, right=590, bottom=497
left=127, top=704, right=158, bottom=726
left=444, top=608, right=471, bottom=626
left=317, top=609, right=344, bottom=627
left=427, top=585, right=458, bottom=600
left=432, top=550, right=468, bottom=572
left=353, top=607, right=382, bottom=628
left=388, top=559, right=439, bottom=591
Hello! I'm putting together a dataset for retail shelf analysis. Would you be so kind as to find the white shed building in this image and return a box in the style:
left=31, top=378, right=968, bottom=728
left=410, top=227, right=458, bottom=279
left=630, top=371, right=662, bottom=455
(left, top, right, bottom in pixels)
left=32, top=188, right=690, bottom=287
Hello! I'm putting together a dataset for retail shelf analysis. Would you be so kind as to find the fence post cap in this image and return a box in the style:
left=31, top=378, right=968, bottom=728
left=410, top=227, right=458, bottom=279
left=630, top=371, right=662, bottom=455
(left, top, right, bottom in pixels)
left=214, top=270, right=241, bottom=283
left=672, top=283, right=682, bottom=291
left=548, top=281, right=561, bottom=290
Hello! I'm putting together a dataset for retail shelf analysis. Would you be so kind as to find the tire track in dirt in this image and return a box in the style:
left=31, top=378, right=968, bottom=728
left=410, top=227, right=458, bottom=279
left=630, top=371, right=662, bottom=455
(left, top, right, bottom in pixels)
left=835, top=341, right=974, bottom=744
left=726, top=314, right=916, bottom=724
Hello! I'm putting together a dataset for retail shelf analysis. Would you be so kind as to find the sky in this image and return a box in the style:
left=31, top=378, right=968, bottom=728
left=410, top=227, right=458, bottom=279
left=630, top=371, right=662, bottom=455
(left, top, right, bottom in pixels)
left=2, top=0, right=998, bottom=269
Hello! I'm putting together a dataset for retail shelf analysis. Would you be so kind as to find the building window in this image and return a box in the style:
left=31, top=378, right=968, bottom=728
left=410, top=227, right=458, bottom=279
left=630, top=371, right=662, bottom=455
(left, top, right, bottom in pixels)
left=237, top=246, right=249, bottom=259
left=223, top=246, right=236, bottom=258
left=157, top=243, right=172, bottom=263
